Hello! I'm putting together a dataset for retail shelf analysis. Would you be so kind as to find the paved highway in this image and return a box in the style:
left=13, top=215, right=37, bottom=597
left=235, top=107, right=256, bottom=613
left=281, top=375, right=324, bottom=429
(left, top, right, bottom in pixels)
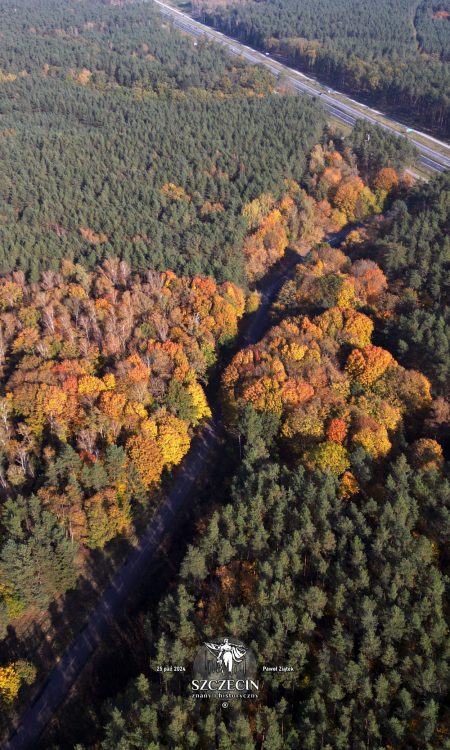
left=154, top=0, right=450, bottom=174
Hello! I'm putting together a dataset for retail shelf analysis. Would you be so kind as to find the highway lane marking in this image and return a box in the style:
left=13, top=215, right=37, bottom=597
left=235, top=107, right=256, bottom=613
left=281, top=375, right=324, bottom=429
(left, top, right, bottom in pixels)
left=153, top=0, right=450, bottom=171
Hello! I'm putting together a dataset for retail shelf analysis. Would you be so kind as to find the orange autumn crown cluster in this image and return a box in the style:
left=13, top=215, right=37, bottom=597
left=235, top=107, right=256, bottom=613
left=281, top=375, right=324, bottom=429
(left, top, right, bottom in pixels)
left=241, top=146, right=400, bottom=283
left=223, top=245, right=432, bottom=490
left=0, top=260, right=245, bottom=549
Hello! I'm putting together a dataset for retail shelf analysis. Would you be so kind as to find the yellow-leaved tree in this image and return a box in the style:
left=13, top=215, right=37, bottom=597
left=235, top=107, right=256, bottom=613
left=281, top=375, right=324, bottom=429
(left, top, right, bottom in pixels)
left=126, top=433, right=164, bottom=490
left=156, top=414, right=190, bottom=467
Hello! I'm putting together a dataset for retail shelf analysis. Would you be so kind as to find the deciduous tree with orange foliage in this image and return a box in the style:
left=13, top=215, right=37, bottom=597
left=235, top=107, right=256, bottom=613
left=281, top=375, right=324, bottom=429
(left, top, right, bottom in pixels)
left=223, top=243, right=435, bottom=478
left=0, top=259, right=246, bottom=628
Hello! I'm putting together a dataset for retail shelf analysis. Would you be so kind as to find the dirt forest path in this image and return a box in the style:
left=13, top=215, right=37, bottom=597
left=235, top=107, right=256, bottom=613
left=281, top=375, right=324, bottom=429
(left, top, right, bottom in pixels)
left=4, top=228, right=350, bottom=750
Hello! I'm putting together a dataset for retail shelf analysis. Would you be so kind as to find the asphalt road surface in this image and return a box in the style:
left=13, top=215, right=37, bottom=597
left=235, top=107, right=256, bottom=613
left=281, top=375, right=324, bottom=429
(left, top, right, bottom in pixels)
left=153, top=0, right=450, bottom=174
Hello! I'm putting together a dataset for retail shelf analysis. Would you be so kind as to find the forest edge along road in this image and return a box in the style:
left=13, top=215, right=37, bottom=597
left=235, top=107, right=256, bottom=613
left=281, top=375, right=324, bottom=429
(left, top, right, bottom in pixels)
left=153, top=0, right=450, bottom=174
left=3, top=225, right=352, bottom=750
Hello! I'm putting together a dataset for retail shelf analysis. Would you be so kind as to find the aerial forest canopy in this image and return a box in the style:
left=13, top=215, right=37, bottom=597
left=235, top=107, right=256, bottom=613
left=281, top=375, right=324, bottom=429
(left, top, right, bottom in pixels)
left=0, top=116, right=417, bottom=666
left=0, top=0, right=448, bottom=742
left=75, top=178, right=450, bottom=750
left=92, top=448, right=449, bottom=749
left=0, top=0, right=328, bottom=285
left=194, top=0, right=450, bottom=136
left=0, top=263, right=246, bottom=623
left=367, top=171, right=450, bottom=393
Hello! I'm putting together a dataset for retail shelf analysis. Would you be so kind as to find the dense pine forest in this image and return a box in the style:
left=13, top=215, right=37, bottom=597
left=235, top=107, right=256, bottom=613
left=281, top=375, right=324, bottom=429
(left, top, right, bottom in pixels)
left=87, top=441, right=449, bottom=749
left=69, top=165, right=450, bottom=750
left=0, top=0, right=325, bottom=716
left=375, top=174, right=450, bottom=392
left=0, top=0, right=326, bottom=284
left=34, top=146, right=449, bottom=748
left=0, top=0, right=448, bottom=748
left=194, top=0, right=450, bottom=135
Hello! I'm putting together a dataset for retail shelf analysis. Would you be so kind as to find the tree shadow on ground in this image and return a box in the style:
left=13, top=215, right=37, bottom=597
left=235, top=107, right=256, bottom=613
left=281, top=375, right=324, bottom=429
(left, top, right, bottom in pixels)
left=0, top=533, right=135, bottom=745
